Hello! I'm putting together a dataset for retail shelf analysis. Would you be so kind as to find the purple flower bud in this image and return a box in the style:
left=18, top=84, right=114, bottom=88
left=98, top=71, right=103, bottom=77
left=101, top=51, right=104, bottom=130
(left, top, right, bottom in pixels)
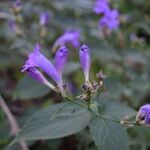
left=22, top=43, right=62, bottom=85
left=53, top=29, right=80, bottom=48
left=137, top=104, right=150, bottom=125
left=93, top=0, right=109, bottom=14
left=79, top=44, right=91, bottom=82
left=40, top=12, right=50, bottom=26
left=55, top=46, right=68, bottom=74
left=99, top=9, right=119, bottom=30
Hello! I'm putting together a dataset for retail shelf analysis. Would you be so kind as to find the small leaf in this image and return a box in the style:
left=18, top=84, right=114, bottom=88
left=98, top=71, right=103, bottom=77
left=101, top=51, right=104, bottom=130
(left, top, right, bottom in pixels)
left=12, top=102, right=91, bottom=144
left=89, top=117, right=129, bottom=150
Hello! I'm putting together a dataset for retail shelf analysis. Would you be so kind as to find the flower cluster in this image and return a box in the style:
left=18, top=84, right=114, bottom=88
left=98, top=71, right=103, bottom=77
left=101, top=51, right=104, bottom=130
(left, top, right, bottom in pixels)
left=53, top=29, right=80, bottom=49
left=21, top=42, right=95, bottom=98
left=136, top=104, right=150, bottom=125
left=93, top=0, right=119, bottom=31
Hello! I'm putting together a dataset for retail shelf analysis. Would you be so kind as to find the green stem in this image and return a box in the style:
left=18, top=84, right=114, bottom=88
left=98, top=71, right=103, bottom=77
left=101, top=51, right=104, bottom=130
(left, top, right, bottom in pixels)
left=65, top=95, right=127, bottom=125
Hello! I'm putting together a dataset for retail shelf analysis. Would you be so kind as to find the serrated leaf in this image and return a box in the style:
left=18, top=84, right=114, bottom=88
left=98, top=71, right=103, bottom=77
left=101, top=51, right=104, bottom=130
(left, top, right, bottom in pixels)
left=97, top=95, right=136, bottom=120
left=12, top=102, right=91, bottom=144
left=89, top=117, right=129, bottom=150
left=13, top=76, right=50, bottom=100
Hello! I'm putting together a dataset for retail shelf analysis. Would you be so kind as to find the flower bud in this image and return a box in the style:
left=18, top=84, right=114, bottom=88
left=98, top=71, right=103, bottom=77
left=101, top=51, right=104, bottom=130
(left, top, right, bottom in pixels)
left=136, top=104, right=150, bottom=125
left=54, top=46, right=68, bottom=74
left=79, top=44, right=91, bottom=82
left=40, top=12, right=50, bottom=26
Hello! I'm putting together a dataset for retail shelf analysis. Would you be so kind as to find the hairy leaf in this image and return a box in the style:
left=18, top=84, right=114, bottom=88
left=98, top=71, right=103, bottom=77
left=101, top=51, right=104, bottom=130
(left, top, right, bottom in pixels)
left=89, top=117, right=129, bottom=150
left=97, top=95, right=136, bottom=120
left=12, top=102, right=91, bottom=144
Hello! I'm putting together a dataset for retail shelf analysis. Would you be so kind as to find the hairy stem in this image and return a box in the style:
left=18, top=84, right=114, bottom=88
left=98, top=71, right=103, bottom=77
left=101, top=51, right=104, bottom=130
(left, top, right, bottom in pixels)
left=0, top=94, right=29, bottom=150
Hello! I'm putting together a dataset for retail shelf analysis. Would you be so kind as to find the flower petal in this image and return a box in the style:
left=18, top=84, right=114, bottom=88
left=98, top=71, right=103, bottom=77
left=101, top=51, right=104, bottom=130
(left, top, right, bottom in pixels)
left=55, top=46, right=68, bottom=74
left=22, top=43, right=62, bottom=84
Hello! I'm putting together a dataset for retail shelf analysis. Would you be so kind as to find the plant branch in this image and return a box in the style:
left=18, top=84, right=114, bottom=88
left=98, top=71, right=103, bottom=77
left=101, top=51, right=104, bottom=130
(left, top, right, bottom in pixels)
left=0, top=94, right=29, bottom=150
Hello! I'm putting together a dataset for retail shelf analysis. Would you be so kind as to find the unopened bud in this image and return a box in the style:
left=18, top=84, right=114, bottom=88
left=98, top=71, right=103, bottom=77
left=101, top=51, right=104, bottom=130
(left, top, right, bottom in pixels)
left=79, top=44, right=91, bottom=82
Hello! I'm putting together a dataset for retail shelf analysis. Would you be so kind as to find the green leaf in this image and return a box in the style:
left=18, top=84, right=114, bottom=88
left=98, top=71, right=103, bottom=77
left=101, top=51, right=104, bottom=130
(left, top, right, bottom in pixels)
left=12, top=102, right=91, bottom=144
left=97, top=95, right=136, bottom=120
left=89, top=117, right=129, bottom=150
left=13, top=76, right=50, bottom=100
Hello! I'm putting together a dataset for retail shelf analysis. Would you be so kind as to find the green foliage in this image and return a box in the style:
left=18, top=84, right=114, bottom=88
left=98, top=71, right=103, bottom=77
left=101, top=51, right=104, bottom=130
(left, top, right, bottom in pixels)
left=89, top=117, right=129, bottom=150
left=0, top=0, right=150, bottom=149
left=97, top=95, right=136, bottom=120
left=12, top=102, right=91, bottom=143
left=11, top=94, right=136, bottom=150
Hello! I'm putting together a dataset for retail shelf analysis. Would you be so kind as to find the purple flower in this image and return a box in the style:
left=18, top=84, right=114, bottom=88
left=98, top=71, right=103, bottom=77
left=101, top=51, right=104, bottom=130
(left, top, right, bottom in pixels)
left=23, top=67, right=56, bottom=90
left=55, top=46, right=68, bottom=74
left=21, top=43, right=62, bottom=85
left=12, top=0, right=22, bottom=11
left=15, top=0, right=21, bottom=7
left=79, top=44, right=91, bottom=82
left=137, top=104, right=150, bottom=125
left=93, top=0, right=120, bottom=31
left=24, top=67, right=47, bottom=84
left=93, top=0, right=109, bottom=14
left=99, top=9, right=119, bottom=30
left=40, top=12, right=50, bottom=26
left=53, top=29, right=80, bottom=48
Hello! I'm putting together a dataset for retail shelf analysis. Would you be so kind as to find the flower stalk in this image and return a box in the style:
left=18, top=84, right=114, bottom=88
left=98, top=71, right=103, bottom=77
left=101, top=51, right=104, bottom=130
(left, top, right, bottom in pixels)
left=0, top=95, right=29, bottom=150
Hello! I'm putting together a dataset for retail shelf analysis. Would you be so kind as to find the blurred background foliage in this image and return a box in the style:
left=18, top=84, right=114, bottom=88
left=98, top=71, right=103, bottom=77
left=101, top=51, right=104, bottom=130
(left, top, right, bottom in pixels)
left=0, top=0, right=150, bottom=150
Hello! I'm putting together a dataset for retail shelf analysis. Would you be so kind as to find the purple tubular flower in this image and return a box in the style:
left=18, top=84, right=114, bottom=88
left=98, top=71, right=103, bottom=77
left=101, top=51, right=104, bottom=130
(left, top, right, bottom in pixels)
left=79, top=44, right=91, bottom=82
left=24, top=67, right=47, bottom=84
left=54, top=29, right=80, bottom=48
left=99, top=9, right=119, bottom=30
left=54, top=46, right=68, bottom=74
left=93, top=0, right=109, bottom=14
left=137, top=104, right=150, bottom=125
left=21, top=43, right=62, bottom=85
left=23, top=67, right=56, bottom=90
left=40, top=12, right=50, bottom=26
